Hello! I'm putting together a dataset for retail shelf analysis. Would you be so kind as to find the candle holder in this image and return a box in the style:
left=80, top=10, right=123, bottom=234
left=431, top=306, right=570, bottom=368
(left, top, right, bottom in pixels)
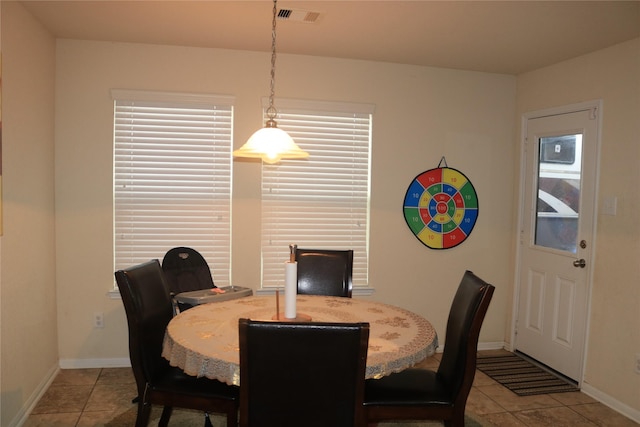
left=272, top=312, right=312, bottom=322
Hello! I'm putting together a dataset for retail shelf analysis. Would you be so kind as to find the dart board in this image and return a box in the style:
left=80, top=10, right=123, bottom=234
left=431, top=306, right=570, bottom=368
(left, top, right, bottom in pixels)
left=403, top=167, right=478, bottom=249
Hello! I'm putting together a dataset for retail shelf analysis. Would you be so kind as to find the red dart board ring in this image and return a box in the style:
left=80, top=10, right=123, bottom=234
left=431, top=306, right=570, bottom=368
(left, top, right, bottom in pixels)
left=403, top=167, right=479, bottom=249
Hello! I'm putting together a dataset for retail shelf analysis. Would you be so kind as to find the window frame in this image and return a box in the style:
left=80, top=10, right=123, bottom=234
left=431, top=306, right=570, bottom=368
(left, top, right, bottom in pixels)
left=111, top=89, right=235, bottom=292
left=259, top=98, right=374, bottom=294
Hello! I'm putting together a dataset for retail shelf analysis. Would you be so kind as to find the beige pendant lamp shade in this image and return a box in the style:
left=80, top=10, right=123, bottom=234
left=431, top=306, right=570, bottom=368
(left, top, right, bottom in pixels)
left=234, top=119, right=308, bottom=164
left=233, top=0, right=309, bottom=164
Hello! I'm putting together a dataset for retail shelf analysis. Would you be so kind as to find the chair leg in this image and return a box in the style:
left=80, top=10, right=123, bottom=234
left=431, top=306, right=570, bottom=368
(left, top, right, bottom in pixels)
left=226, top=409, right=238, bottom=427
left=158, top=406, right=173, bottom=427
left=202, top=410, right=238, bottom=427
left=445, top=409, right=465, bottom=427
left=135, top=401, right=152, bottom=427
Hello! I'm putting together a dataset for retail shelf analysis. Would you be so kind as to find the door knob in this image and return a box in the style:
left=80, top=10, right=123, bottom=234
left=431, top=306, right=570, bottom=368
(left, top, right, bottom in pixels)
left=573, top=259, right=586, bottom=268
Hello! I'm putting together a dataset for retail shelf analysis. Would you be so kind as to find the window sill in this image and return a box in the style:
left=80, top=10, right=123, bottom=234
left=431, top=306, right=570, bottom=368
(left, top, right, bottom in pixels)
left=255, top=287, right=375, bottom=297
left=108, top=287, right=375, bottom=299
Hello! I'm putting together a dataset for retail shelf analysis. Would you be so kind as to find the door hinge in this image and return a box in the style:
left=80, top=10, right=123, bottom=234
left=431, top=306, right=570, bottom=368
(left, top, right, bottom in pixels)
left=589, top=107, right=598, bottom=120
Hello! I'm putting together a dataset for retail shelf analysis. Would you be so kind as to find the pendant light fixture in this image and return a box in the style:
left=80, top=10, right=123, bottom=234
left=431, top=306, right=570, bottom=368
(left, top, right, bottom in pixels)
left=233, top=0, right=309, bottom=164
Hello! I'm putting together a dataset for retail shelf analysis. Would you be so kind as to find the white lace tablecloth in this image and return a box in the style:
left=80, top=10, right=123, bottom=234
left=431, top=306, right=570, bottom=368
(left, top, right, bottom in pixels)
left=162, top=295, right=438, bottom=386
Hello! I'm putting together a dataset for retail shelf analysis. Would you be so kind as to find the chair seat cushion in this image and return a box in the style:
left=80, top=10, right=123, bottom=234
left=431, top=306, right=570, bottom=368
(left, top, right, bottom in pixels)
left=151, top=366, right=239, bottom=401
left=364, top=368, right=453, bottom=407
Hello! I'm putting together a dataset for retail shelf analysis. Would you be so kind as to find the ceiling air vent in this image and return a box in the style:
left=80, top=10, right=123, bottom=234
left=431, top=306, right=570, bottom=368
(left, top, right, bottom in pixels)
left=277, top=8, right=322, bottom=23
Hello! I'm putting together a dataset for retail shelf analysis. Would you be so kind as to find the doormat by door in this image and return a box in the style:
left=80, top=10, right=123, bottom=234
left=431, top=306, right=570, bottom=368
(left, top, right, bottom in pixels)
left=476, top=352, right=579, bottom=396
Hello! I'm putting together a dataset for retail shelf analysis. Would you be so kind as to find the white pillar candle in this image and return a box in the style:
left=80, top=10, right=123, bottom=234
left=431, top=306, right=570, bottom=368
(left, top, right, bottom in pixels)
left=284, top=261, right=297, bottom=319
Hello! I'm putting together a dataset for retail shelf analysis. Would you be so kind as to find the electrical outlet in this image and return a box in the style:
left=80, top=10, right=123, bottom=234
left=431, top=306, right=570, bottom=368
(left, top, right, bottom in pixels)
left=635, top=353, right=640, bottom=374
left=94, top=312, right=104, bottom=329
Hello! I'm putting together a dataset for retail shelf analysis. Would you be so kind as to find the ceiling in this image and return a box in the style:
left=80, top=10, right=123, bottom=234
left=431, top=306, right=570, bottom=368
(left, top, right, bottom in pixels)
left=19, top=0, right=640, bottom=75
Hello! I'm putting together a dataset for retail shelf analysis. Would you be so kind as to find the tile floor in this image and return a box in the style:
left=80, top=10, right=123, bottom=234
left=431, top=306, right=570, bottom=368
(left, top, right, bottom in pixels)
left=24, top=350, right=639, bottom=427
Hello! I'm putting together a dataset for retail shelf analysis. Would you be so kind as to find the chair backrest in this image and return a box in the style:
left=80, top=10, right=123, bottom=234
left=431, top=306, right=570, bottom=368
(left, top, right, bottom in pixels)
left=161, top=246, right=216, bottom=294
left=115, top=259, right=174, bottom=396
left=437, top=270, right=495, bottom=404
left=295, top=248, right=354, bottom=297
left=238, top=318, right=369, bottom=427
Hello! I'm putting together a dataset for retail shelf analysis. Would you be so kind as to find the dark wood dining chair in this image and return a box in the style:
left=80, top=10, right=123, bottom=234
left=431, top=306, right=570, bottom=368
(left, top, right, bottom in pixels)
left=115, top=259, right=239, bottom=427
left=295, top=248, right=354, bottom=297
left=363, top=270, right=495, bottom=427
left=238, top=318, right=369, bottom=427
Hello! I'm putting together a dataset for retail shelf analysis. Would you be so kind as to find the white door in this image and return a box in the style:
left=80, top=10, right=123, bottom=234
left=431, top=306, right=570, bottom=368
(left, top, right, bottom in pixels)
left=515, top=103, right=600, bottom=382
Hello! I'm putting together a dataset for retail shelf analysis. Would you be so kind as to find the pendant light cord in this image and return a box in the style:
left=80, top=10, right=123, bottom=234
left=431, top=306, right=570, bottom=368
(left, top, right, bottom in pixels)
left=266, top=0, right=278, bottom=122
left=232, top=0, right=309, bottom=162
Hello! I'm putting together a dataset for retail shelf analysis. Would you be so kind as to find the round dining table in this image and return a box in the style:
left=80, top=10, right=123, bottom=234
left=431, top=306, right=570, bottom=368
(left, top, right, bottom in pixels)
left=162, top=294, right=438, bottom=386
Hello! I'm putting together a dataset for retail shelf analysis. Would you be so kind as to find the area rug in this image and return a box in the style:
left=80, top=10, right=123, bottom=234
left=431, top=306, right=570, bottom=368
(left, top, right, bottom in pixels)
left=476, top=352, right=579, bottom=396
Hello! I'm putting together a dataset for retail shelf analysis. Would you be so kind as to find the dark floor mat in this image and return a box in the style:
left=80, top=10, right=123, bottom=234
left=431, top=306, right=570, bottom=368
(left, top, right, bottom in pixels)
left=476, top=353, right=579, bottom=396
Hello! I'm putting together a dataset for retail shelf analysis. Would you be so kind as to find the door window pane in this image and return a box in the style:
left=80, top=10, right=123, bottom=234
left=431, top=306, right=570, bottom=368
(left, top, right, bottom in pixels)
left=535, top=134, right=582, bottom=253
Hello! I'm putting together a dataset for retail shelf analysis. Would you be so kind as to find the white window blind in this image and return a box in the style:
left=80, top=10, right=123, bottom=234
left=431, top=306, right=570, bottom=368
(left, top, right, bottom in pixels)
left=261, top=99, right=373, bottom=288
left=113, top=90, right=234, bottom=286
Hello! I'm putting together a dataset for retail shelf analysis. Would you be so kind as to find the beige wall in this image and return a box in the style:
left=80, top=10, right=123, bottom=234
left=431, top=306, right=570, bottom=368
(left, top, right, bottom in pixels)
left=1, top=2, right=58, bottom=425
left=516, top=38, right=640, bottom=413
left=53, top=39, right=516, bottom=367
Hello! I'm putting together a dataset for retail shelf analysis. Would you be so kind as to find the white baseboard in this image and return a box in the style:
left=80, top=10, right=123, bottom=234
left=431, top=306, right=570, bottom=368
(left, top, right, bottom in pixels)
left=581, top=382, right=640, bottom=424
left=58, top=358, right=131, bottom=369
left=477, top=341, right=506, bottom=351
left=417, top=340, right=506, bottom=354
left=434, top=341, right=506, bottom=354
left=8, top=364, right=59, bottom=427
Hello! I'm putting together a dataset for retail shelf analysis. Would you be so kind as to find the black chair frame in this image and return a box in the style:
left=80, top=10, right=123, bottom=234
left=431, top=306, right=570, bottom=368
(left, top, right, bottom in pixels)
left=364, top=270, right=495, bottom=427
left=238, top=318, right=369, bottom=427
left=116, top=259, right=238, bottom=427
left=295, top=248, right=354, bottom=297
